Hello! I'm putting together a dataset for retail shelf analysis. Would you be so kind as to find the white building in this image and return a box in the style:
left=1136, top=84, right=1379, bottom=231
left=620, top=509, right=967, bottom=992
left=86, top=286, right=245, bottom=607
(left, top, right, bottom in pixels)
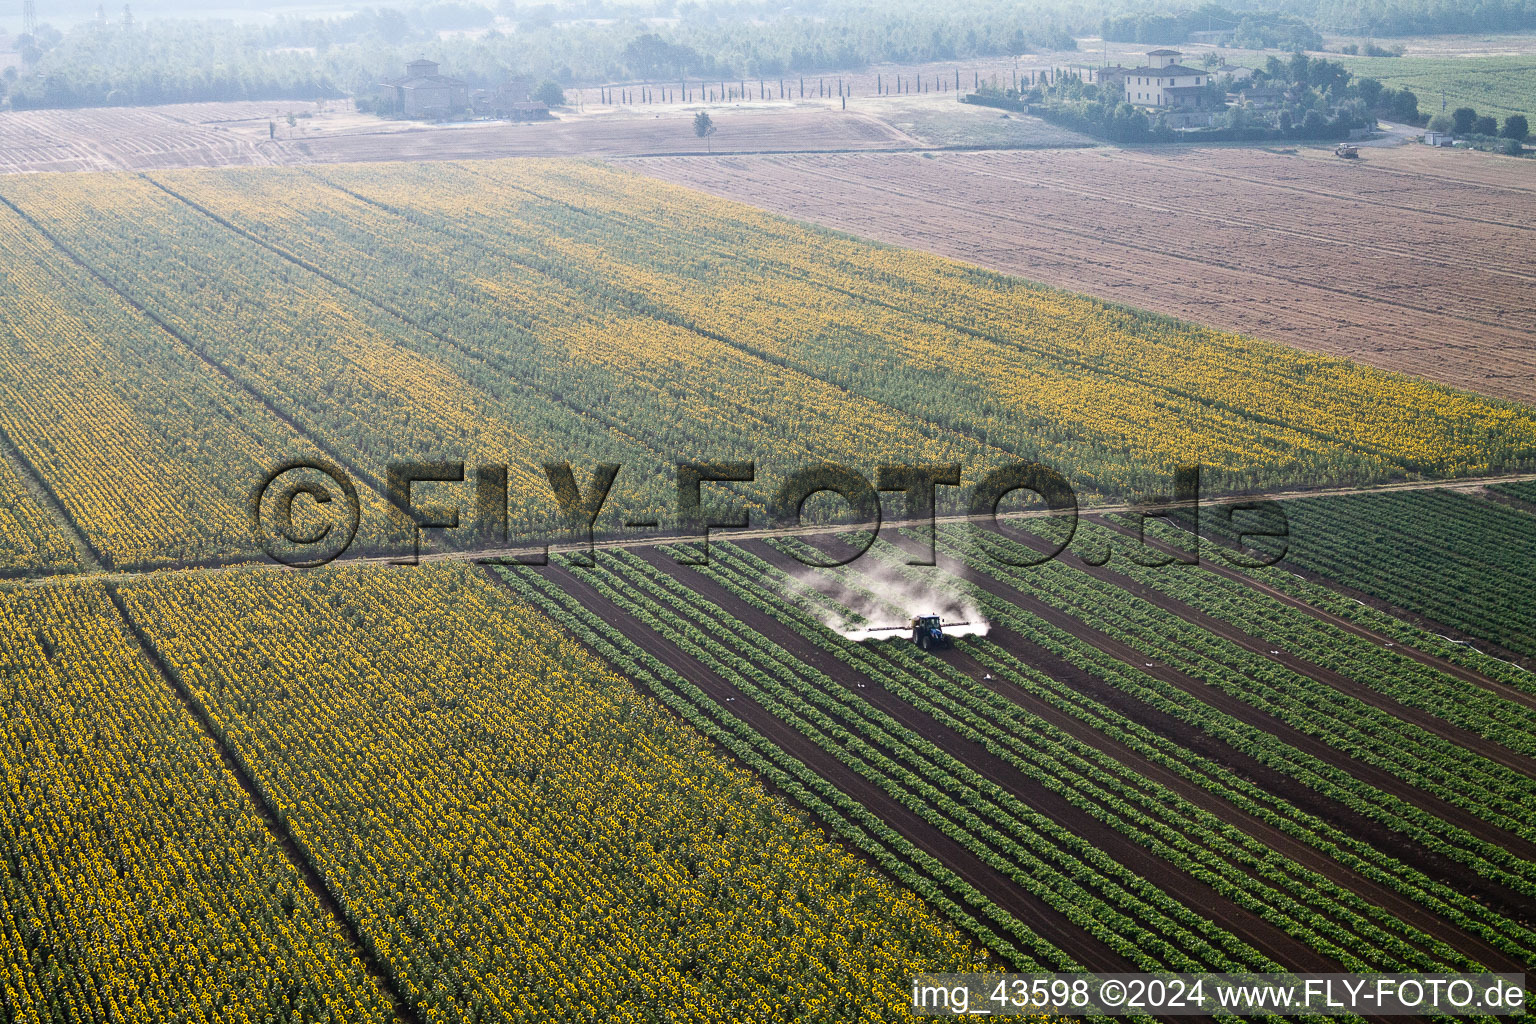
left=1122, top=49, right=1214, bottom=112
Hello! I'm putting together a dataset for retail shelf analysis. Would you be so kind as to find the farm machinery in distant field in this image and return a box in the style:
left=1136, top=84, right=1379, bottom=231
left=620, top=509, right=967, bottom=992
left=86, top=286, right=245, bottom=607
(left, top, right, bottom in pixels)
left=1335, top=144, right=1360, bottom=159
left=867, top=615, right=974, bottom=651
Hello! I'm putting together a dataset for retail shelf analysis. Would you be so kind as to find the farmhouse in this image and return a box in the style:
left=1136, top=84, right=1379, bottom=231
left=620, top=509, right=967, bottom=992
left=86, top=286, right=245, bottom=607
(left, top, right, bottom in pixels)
left=508, top=101, right=552, bottom=121
left=1121, top=49, right=1214, bottom=112
left=472, top=76, right=534, bottom=114
left=1233, top=85, right=1286, bottom=110
left=382, top=59, right=469, bottom=117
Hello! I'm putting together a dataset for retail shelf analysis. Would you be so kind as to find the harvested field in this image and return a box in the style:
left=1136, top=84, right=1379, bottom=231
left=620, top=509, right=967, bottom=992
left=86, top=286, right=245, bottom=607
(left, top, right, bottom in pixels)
left=294, top=105, right=916, bottom=163
left=0, top=98, right=955, bottom=175
left=0, top=103, right=290, bottom=173
left=630, top=145, right=1536, bottom=405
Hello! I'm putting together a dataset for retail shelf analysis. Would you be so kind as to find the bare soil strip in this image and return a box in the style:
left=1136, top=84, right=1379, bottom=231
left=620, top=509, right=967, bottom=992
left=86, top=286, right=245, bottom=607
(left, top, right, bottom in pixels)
left=1091, top=515, right=1536, bottom=712
left=501, top=560, right=1137, bottom=972
left=742, top=539, right=1536, bottom=927
left=633, top=547, right=1340, bottom=973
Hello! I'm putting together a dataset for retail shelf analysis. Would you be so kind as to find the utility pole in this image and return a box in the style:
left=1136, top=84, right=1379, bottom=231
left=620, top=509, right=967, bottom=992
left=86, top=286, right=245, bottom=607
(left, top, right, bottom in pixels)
left=22, top=0, right=36, bottom=37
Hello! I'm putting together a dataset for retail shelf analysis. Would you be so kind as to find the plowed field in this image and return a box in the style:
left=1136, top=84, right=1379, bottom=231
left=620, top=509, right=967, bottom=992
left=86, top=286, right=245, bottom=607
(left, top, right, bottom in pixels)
left=631, top=145, right=1536, bottom=404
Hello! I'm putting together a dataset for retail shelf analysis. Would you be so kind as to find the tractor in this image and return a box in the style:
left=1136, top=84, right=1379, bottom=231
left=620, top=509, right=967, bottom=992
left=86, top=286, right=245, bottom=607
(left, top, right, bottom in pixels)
left=868, top=614, right=973, bottom=650
left=1334, top=143, right=1360, bottom=159
left=910, top=614, right=950, bottom=650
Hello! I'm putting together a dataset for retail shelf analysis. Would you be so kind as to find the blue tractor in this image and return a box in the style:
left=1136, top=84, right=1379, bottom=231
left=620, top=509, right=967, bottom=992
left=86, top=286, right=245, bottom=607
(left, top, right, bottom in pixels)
left=911, top=614, right=950, bottom=651
left=870, top=614, right=970, bottom=650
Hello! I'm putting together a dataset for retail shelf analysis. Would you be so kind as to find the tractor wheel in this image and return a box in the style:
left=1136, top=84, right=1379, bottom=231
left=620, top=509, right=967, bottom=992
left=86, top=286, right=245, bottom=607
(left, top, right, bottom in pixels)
left=918, top=635, right=930, bottom=651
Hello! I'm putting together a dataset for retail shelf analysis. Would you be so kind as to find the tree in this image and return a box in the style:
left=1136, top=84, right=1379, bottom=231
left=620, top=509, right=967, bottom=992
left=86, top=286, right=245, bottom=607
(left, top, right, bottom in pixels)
left=1354, top=76, right=1383, bottom=109
left=1427, top=113, right=1453, bottom=133
left=534, top=80, right=565, bottom=107
left=1451, top=106, right=1477, bottom=134
left=1473, top=114, right=1498, bottom=136
left=1387, top=88, right=1420, bottom=124
left=693, top=110, right=716, bottom=152
left=1287, top=50, right=1311, bottom=84
left=1502, top=114, right=1529, bottom=140
left=622, top=33, right=701, bottom=79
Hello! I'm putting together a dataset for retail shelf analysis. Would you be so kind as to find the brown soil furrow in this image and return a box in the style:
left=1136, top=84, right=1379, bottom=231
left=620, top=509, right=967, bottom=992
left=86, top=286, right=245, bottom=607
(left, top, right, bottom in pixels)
left=802, top=160, right=1530, bottom=342
left=633, top=547, right=1337, bottom=972
left=1092, top=515, right=1536, bottom=713
left=500, top=560, right=1136, bottom=973
left=952, top=162, right=1536, bottom=283
left=632, top=149, right=1536, bottom=406
left=1111, top=147, right=1536, bottom=227
left=981, top=522, right=1536, bottom=776
left=742, top=538, right=1536, bottom=923
left=928, top=643, right=1527, bottom=972
left=951, top=559, right=1536, bottom=862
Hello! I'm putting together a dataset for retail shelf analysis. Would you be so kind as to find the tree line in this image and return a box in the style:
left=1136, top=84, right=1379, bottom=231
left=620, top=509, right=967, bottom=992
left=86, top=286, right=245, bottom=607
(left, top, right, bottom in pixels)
left=3, top=0, right=1081, bottom=110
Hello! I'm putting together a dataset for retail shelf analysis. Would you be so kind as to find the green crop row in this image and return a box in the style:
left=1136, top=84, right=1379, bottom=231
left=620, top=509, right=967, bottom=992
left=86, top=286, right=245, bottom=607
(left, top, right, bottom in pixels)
left=946, top=526, right=1536, bottom=846
left=714, top=539, right=1536, bottom=966
left=692, top=542, right=1516, bottom=973
left=542, top=553, right=1255, bottom=974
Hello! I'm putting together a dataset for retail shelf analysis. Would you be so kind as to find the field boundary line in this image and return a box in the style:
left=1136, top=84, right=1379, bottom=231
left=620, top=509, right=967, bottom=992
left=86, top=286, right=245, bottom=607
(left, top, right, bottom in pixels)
left=0, top=413, right=106, bottom=573
left=974, top=511, right=1536, bottom=761
left=477, top=163, right=1444, bottom=466
left=3, top=468, right=1536, bottom=590
left=949, top=552, right=1536, bottom=863
left=102, top=582, right=422, bottom=1024
left=388, top=467, right=1536, bottom=569
left=0, top=190, right=393, bottom=509
left=1101, top=514, right=1536, bottom=700
left=309, top=163, right=1030, bottom=474
left=145, top=172, right=665, bottom=464
left=943, top=160, right=1536, bottom=286
left=484, top=560, right=1135, bottom=972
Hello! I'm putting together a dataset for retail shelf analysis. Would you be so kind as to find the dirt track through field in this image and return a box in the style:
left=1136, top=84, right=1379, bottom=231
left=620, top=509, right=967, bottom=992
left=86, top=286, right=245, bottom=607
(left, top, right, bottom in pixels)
left=629, top=147, right=1536, bottom=406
